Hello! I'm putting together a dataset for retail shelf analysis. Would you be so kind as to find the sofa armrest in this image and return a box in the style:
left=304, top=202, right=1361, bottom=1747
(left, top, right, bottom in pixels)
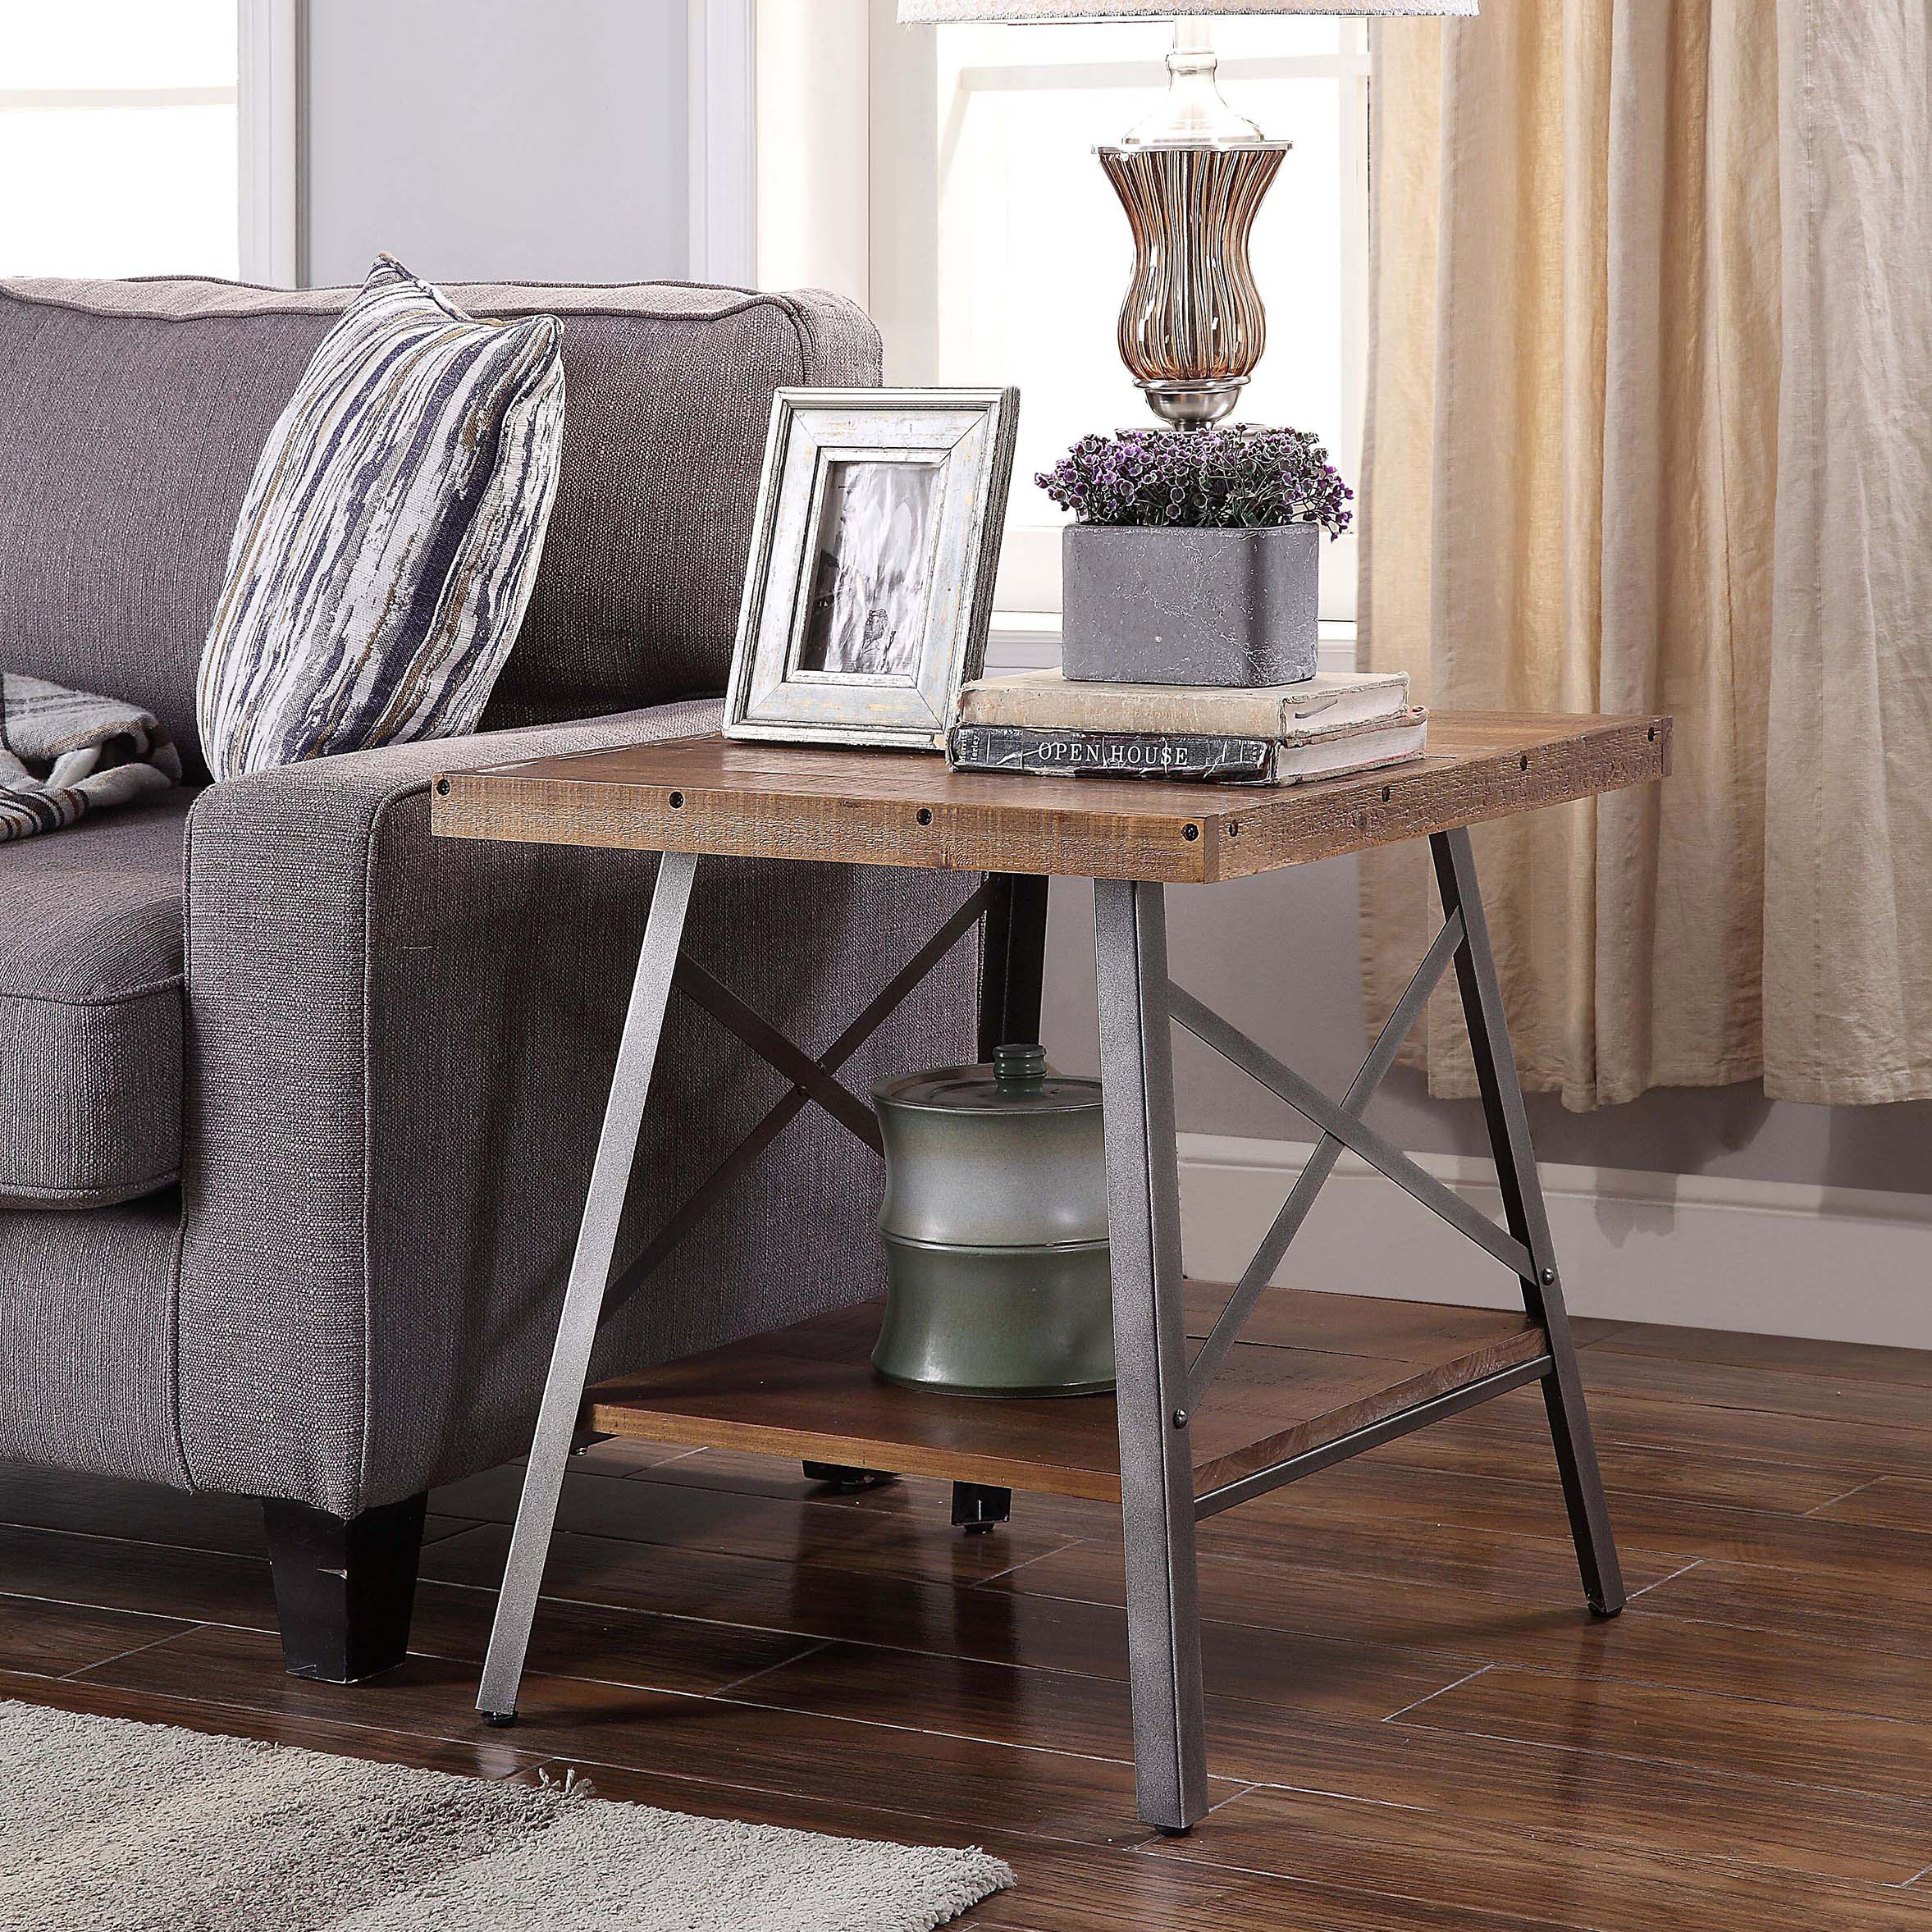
left=179, top=701, right=980, bottom=1515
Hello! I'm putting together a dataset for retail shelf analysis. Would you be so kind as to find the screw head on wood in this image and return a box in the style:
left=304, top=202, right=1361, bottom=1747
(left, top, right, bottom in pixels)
left=1540, top=1267, right=1555, bottom=1285
left=1172, top=1409, right=1189, bottom=1428
left=435, top=778, right=450, bottom=796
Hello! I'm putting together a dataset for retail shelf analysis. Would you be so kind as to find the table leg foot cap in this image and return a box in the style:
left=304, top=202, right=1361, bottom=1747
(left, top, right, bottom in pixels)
left=482, top=1710, right=518, bottom=1729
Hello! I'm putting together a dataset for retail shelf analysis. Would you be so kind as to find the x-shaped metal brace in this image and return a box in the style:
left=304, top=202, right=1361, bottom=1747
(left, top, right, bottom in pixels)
left=596, top=878, right=995, bottom=1327
left=1176, top=901, right=1533, bottom=1411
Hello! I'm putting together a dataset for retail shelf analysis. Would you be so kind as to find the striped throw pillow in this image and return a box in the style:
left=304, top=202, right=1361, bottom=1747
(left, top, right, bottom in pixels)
left=197, top=254, right=565, bottom=781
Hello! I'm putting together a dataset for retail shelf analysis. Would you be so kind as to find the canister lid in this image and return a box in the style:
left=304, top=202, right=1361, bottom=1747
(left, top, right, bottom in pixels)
left=875, top=1042, right=1102, bottom=1116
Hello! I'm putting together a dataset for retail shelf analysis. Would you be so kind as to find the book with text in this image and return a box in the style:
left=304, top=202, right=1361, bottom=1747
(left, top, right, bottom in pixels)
left=948, top=709, right=1429, bottom=786
left=956, top=667, right=1410, bottom=738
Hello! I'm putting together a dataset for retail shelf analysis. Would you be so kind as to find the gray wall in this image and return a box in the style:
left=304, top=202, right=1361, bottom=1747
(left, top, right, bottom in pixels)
left=1040, top=859, right=1932, bottom=1194
left=304, top=0, right=690, bottom=289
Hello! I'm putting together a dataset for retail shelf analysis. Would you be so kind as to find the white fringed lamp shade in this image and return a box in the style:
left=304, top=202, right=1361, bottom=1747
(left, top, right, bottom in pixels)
left=898, top=2, right=1476, bottom=17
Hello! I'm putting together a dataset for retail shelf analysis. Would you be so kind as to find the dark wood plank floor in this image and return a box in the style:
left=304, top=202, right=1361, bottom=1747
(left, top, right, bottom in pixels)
left=5, top=1316, right=1932, bottom=1930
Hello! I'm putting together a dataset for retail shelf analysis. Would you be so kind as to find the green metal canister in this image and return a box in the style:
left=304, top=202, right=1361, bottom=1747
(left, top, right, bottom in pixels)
left=870, top=1044, right=1113, bottom=1396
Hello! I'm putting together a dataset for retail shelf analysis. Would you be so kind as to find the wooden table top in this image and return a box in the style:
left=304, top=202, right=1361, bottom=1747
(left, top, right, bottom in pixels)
left=432, top=711, right=1670, bottom=884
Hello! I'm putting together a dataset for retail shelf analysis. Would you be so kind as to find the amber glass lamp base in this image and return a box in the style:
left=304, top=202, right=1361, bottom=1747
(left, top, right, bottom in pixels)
left=1098, top=139, right=1289, bottom=428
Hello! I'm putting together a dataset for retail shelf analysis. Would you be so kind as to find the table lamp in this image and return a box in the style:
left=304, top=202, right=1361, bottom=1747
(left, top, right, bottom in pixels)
left=897, top=2, right=1477, bottom=427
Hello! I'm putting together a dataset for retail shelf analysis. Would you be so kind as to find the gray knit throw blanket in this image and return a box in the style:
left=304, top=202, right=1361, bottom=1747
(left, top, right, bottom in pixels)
left=1, top=671, right=183, bottom=842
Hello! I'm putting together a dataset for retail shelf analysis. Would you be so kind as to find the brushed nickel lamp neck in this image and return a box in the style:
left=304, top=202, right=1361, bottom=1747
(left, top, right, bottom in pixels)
left=1102, top=20, right=1287, bottom=427
left=1121, top=19, right=1266, bottom=148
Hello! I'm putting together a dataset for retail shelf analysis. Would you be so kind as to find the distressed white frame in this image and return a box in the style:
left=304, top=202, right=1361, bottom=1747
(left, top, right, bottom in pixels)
left=725, top=387, right=1019, bottom=750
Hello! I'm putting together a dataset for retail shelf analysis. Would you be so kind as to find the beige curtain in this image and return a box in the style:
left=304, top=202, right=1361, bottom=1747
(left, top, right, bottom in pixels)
left=1361, top=0, right=1932, bottom=1108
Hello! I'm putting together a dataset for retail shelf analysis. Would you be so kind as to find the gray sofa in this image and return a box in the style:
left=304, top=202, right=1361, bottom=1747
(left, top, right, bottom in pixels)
left=0, top=275, right=998, bottom=1679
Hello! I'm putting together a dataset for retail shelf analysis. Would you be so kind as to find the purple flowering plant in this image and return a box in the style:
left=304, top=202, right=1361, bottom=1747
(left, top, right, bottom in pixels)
left=1036, top=426, right=1354, bottom=539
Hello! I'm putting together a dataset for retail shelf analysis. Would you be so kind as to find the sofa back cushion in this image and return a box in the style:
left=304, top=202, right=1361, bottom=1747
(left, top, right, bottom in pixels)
left=0, top=276, right=880, bottom=780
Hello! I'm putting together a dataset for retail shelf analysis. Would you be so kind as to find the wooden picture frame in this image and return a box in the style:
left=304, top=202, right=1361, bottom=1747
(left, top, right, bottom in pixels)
left=724, top=387, right=1019, bottom=751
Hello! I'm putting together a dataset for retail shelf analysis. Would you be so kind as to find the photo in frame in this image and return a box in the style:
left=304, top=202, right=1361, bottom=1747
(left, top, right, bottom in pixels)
left=724, top=388, right=1020, bottom=750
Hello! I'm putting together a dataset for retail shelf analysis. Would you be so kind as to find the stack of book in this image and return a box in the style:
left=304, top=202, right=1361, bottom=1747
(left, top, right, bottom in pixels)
left=948, top=668, right=1427, bottom=787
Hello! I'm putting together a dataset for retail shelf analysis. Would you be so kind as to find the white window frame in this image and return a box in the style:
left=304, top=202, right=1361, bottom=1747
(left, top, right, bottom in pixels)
left=738, top=1, right=1367, bottom=672
left=687, top=0, right=758, bottom=287
left=1, top=2, right=295, bottom=285
left=238, top=0, right=305, bottom=285
left=750, top=0, right=870, bottom=305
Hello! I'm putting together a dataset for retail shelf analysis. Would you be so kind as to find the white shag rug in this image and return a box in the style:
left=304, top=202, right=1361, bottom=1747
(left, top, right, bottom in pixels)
left=0, top=1701, right=1013, bottom=1931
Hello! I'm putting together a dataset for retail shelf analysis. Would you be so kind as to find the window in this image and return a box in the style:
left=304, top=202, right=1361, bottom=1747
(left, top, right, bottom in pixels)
left=0, top=0, right=297, bottom=284
left=870, top=16, right=1370, bottom=626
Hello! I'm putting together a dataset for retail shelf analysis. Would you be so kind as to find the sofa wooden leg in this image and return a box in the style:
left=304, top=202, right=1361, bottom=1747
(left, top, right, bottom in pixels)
left=262, top=1492, right=427, bottom=1683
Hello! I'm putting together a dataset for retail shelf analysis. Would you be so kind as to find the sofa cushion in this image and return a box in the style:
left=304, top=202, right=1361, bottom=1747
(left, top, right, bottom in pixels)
left=0, top=790, right=191, bottom=1208
left=0, top=1194, right=186, bottom=1482
left=0, top=276, right=880, bottom=781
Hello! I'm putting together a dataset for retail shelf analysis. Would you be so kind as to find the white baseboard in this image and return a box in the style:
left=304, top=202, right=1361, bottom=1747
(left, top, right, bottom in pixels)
left=1177, top=1132, right=1932, bottom=1351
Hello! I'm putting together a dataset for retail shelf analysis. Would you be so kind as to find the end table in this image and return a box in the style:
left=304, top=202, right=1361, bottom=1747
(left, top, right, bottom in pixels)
left=432, top=710, right=1669, bottom=1834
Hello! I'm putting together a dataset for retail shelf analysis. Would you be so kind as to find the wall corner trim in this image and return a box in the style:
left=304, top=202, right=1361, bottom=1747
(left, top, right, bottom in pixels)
left=239, top=0, right=306, bottom=287
left=688, top=0, right=759, bottom=286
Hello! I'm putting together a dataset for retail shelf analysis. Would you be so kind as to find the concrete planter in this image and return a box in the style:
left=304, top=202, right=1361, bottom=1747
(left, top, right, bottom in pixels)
left=1061, top=521, right=1320, bottom=687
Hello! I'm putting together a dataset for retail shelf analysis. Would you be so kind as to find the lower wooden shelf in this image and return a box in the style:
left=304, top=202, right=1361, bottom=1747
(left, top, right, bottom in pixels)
left=584, top=1284, right=1549, bottom=1504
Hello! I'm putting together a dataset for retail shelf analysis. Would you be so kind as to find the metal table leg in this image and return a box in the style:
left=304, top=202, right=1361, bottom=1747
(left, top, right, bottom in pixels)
left=979, top=873, right=1050, bottom=1060
left=476, top=851, right=700, bottom=1723
left=1432, top=829, right=1626, bottom=1615
left=1092, top=879, right=1210, bottom=1834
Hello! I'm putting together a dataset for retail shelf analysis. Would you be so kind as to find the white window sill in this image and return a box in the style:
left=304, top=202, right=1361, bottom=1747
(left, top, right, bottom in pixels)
left=987, top=612, right=1361, bottom=678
